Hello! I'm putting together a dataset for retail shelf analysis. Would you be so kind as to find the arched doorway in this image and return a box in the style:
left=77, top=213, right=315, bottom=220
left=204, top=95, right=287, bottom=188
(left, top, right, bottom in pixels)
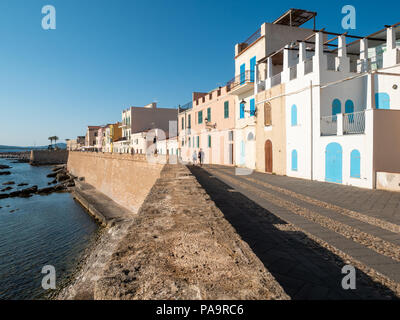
left=265, top=140, right=272, bottom=173
left=325, top=142, right=342, bottom=183
left=240, top=141, right=245, bottom=165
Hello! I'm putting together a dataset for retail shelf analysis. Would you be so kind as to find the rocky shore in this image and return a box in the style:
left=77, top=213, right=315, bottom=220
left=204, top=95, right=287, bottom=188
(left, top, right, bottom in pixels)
left=0, top=165, right=75, bottom=200
left=57, top=164, right=289, bottom=300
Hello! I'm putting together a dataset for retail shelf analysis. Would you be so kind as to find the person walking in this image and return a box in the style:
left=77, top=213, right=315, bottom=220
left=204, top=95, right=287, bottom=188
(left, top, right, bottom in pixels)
left=192, top=150, right=197, bottom=166
left=198, top=149, right=203, bottom=166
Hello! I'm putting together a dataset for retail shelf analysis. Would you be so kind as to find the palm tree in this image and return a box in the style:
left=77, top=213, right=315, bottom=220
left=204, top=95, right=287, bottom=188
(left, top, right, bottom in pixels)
left=48, top=136, right=53, bottom=146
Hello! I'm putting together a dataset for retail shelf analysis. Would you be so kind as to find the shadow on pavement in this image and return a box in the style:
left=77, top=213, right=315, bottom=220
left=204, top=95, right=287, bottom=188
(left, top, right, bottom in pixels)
left=188, top=165, right=398, bottom=300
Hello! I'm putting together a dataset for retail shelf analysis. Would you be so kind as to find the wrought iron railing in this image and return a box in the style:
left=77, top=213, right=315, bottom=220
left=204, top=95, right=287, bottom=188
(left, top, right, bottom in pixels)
left=320, top=115, right=337, bottom=136
left=178, top=101, right=193, bottom=113
left=343, top=111, right=365, bottom=134
left=243, top=28, right=261, bottom=47
left=227, top=70, right=254, bottom=91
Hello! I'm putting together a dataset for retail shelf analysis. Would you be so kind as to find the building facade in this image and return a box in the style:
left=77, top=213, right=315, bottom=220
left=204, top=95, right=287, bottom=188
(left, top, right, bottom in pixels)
left=119, top=102, right=178, bottom=153
left=229, top=16, right=315, bottom=170
left=254, top=22, right=400, bottom=190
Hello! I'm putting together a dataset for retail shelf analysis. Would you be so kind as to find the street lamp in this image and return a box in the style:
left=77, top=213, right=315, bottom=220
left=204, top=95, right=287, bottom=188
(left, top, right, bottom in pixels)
left=240, top=99, right=257, bottom=117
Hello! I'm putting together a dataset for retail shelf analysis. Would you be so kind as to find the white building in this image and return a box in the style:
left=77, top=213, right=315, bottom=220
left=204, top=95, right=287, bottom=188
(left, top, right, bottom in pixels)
left=229, top=10, right=316, bottom=170
left=255, top=22, right=400, bottom=190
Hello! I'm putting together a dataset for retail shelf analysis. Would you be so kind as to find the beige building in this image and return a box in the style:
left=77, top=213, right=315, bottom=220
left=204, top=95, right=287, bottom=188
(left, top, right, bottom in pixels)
left=85, top=126, right=101, bottom=149
left=120, top=102, right=178, bottom=153
left=255, top=84, right=286, bottom=174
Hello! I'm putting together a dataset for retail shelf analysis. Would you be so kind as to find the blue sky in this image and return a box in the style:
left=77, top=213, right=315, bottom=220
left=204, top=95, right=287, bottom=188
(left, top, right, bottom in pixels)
left=0, top=0, right=398, bottom=146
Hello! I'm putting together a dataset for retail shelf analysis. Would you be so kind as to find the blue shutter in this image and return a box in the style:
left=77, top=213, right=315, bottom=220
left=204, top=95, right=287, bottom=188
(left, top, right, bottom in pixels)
left=250, top=99, right=255, bottom=116
left=250, top=56, right=256, bottom=82
left=291, top=104, right=297, bottom=126
left=350, top=149, right=361, bottom=178
left=240, top=103, right=245, bottom=119
left=240, top=63, right=245, bottom=84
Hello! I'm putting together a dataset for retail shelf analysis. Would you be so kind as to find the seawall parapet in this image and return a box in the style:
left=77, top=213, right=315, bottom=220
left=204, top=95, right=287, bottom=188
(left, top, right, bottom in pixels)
left=67, top=152, right=164, bottom=213
left=30, top=150, right=69, bottom=165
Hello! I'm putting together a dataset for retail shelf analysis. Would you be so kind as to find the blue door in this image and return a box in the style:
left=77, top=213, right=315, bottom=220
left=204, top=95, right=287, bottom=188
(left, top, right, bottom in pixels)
left=240, top=141, right=245, bottom=165
left=250, top=56, right=256, bottom=82
left=240, top=63, right=245, bottom=84
left=325, top=143, right=342, bottom=183
left=332, top=99, right=341, bottom=121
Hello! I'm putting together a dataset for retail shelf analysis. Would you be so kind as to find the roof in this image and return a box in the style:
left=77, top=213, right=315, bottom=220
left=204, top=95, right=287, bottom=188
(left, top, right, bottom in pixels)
left=273, top=8, right=317, bottom=27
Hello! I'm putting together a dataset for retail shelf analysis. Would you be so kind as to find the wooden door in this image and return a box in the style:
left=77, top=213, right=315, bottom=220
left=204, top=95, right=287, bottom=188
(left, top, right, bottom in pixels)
left=265, top=140, right=272, bottom=173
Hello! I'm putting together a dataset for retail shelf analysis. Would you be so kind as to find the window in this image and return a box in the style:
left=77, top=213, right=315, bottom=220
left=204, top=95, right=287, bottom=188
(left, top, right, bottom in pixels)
left=291, top=150, right=298, bottom=171
left=350, top=149, right=361, bottom=178
left=181, top=117, right=184, bottom=130
left=291, top=104, right=297, bottom=126
left=375, top=92, right=390, bottom=109
left=197, top=136, right=199, bottom=148
left=250, top=99, right=255, bottom=116
left=207, top=107, right=211, bottom=122
left=240, top=63, right=246, bottom=84
left=188, top=114, right=191, bottom=128
left=208, top=135, right=211, bottom=148
left=264, top=103, right=272, bottom=126
left=240, top=103, right=245, bottom=119
left=188, top=137, right=191, bottom=146
left=332, top=99, right=341, bottom=116
left=224, top=101, right=229, bottom=118
left=198, top=111, right=203, bottom=124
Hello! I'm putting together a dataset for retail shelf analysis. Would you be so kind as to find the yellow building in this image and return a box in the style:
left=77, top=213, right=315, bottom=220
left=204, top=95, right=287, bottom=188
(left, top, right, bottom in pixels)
left=105, top=122, right=122, bottom=153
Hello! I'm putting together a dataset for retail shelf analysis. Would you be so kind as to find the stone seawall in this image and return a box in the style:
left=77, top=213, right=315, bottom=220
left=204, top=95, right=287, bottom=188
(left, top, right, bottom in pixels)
left=30, top=150, right=69, bottom=165
left=67, top=152, right=164, bottom=213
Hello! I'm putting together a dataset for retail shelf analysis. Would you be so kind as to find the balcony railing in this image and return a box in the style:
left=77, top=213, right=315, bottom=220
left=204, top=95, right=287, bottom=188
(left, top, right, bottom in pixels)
left=178, top=101, right=193, bottom=113
left=397, top=48, right=400, bottom=64
left=369, top=53, right=384, bottom=71
left=305, top=58, right=313, bottom=74
left=227, top=70, right=254, bottom=91
left=320, top=115, right=337, bottom=136
left=321, top=111, right=365, bottom=136
left=270, top=73, right=281, bottom=87
left=243, top=28, right=261, bottom=48
left=289, top=65, right=297, bottom=80
left=343, top=111, right=365, bottom=134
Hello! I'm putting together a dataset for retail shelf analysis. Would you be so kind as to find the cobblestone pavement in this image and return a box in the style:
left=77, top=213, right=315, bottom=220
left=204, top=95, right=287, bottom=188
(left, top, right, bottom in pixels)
left=188, top=165, right=400, bottom=300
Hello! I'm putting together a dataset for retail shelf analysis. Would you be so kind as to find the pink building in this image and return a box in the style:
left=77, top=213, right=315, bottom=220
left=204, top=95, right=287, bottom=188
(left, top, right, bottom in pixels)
left=178, top=85, right=236, bottom=165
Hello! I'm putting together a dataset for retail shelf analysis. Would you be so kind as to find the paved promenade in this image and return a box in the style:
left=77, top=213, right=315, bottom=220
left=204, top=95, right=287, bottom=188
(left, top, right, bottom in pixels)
left=189, top=165, right=400, bottom=300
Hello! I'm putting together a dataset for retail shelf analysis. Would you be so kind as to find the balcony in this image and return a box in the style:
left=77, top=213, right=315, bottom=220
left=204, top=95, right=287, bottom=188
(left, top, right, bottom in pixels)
left=227, top=70, right=255, bottom=95
left=321, top=111, right=365, bottom=136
